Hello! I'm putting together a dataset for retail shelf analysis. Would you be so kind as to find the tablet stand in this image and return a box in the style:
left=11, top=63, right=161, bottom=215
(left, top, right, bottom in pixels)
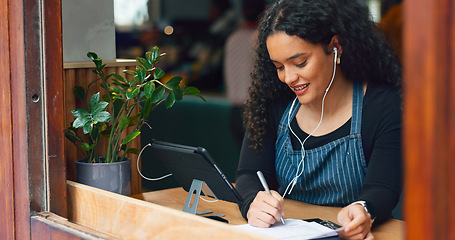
left=183, top=179, right=218, bottom=214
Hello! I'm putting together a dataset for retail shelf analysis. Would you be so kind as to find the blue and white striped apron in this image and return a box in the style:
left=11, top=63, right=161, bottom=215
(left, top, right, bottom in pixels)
left=275, top=82, right=367, bottom=206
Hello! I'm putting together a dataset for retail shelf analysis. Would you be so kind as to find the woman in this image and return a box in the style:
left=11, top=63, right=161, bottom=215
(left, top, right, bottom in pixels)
left=235, top=0, right=402, bottom=239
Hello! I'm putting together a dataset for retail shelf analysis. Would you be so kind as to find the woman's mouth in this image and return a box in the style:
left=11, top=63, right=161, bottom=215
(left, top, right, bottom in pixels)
left=293, top=83, right=309, bottom=95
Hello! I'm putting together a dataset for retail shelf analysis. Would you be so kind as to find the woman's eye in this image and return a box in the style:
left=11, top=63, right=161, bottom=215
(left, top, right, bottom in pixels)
left=296, top=60, right=307, bottom=67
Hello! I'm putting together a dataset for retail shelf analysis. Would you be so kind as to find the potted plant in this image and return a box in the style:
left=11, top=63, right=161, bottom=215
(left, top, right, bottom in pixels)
left=64, top=46, right=204, bottom=195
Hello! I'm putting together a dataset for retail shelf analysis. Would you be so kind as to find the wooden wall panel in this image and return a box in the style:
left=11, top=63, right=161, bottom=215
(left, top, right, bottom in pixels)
left=448, top=2, right=455, bottom=239
left=403, top=0, right=454, bottom=239
left=0, top=0, right=16, bottom=238
left=63, top=63, right=141, bottom=195
left=7, top=0, right=32, bottom=239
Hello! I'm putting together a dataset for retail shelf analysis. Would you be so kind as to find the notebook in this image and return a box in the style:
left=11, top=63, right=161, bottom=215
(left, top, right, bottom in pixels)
left=234, top=219, right=343, bottom=240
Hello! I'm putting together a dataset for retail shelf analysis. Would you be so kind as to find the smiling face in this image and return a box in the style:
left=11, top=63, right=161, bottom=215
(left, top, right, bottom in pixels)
left=266, top=32, right=336, bottom=106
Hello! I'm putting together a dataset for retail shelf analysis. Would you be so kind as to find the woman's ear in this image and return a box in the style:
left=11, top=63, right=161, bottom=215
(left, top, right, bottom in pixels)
left=330, top=35, right=342, bottom=54
left=330, top=35, right=342, bottom=64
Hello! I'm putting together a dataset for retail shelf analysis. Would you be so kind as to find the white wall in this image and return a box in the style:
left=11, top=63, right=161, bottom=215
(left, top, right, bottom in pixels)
left=62, top=0, right=116, bottom=62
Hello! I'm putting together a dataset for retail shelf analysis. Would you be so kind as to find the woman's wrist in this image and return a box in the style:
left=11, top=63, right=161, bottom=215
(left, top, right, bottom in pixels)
left=351, top=200, right=377, bottom=222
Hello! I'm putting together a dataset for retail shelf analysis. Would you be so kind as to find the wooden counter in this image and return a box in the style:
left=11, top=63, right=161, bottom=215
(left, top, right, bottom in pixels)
left=133, top=188, right=405, bottom=240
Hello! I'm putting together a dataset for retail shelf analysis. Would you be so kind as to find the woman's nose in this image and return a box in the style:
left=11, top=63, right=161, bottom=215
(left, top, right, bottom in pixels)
left=282, top=68, right=298, bottom=85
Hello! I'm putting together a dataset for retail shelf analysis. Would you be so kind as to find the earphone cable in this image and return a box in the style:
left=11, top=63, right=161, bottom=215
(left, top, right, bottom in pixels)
left=137, top=144, right=218, bottom=203
left=283, top=48, right=338, bottom=198
left=137, top=143, right=173, bottom=181
left=198, top=195, right=219, bottom=203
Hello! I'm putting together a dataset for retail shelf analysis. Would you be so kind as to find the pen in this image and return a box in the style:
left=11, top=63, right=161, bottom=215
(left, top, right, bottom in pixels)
left=257, top=171, right=286, bottom=225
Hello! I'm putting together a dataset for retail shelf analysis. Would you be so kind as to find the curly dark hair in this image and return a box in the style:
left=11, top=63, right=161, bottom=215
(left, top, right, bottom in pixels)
left=244, top=0, right=402, bottom=150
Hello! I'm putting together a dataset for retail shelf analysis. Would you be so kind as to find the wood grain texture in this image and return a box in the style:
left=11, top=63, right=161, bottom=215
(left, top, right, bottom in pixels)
left=64, top=64, right=142, bottom=195
left=7, top=0, right=32, bottom=239
left=25, top=0, right=47, bottom=213
left=44, top=0, right=67, bottom=218
left=31, top=213, right=121, bottom=240
left=67, top=181, right=267, bottom=240
left=449, top=3, right=455, bottom=239
left=64, top=60, right=137, bottom=69
left=403, top=0, right=454, bottom=239
left=134, top=188, right=404, bottom=240
left=0, top=0, right=16, bottom=238
left=31, top=218, right=84, bottom=240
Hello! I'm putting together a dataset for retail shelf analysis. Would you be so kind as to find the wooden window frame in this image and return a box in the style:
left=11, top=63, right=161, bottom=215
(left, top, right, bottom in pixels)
left=1, top=0, right=455, bottom=239
left=2, top=0, right=67, bottom=238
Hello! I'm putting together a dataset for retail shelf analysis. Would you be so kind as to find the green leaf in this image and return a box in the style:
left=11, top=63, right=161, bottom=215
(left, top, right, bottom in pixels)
left=165, top=91, right=176, bottom=109
left=96, top=63, right=106, bottom=71
left=100, top=123, right=112, bottom=136
left=64, top=129, right=77, bottom=144
left=173, top=86, right=183, bottom=101
left=183, top=86, right=201, bottom=96
left=144, top=82, right=155, bottom=99
left=122, top=131, right=141, bottom=145
left=142, top=99, right=154, bottom=119
left=112, top=95, right=124, bottom=100
left=145, top=51, right=153, bottom=64
left=129, top=113, right=141, bottom=122
left=118, top=115, right=130, bottom=130
left=82, top=121, right=93, bottom=134
left=87, top=52, right=98, bottom=61
left=111, top=73, right=127, bottom=84
left=131, top=76, right=140, bottom=85
left=151, top=85, right=165, bottom=103
left=153, top=68, right=165, bottom=79
left=88, top=92, right=101, bottom=112
left=91, top=68, right=100, bottom=77
left=81, top=143, right=92, bottom=151
left=93, top=111, right=111, bottom=123
left=136, top=65, right=147, bottom=83
left=123, top=69, right=136, bottom=76
left=98, top=122, right=108, bottom=132
left=73, top=86, right=86, bottom=100
left=100, top=93, right=109, bottom=102
left=100, top=82, right=109, bottom=91
left=126, top=148, right=140, bottom=155
left=110, top=86, right=126, bottom=96
left=73, top=115, right=90, bottom=129
left=71, top=108, right=89, bottom=118
left=120, top=144, right=128, bottom=151
left=137, top=57, right=152, bottom=71
left=150, top=47, right=159, bottom=63
left=91, top=101, right=109, bottom=115
left=112, top=99, right=124, bottom=118
left=72, top=118, right=85, bottom=129
left=126, top=87, right=140, bottom=99
left=166, top=76, right=182, bottom=87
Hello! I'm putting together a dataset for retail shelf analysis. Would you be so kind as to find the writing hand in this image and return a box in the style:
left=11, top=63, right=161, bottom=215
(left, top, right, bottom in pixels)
left=247, top=190, right=285, bottom=228
left=337, top=203, right=374, bottom=240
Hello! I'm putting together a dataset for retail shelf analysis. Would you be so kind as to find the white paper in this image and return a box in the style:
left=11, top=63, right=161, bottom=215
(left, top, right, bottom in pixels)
left=233, top=219, right=339, bottom=240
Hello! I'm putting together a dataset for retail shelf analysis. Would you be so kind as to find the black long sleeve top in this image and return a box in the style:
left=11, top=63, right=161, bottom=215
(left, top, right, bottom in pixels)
left=235, top=83, right=402, bottom=224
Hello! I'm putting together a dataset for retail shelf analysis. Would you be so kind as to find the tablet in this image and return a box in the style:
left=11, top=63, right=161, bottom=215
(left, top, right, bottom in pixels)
left=149, top=139, right=243, bottom=203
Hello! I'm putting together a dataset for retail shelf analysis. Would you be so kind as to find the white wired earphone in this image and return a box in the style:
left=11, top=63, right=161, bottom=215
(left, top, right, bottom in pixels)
left=137, top=143, right=219, bottom=203
left=282, top=47, right=338, bottom=199
left=137, top=143, right=173, bottom=181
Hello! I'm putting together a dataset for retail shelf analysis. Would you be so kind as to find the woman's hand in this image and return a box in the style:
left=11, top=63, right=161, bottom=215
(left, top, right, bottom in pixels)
left=337, top=203, right=374, bottom=240
left=246, top=190, right=284, bottom=228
